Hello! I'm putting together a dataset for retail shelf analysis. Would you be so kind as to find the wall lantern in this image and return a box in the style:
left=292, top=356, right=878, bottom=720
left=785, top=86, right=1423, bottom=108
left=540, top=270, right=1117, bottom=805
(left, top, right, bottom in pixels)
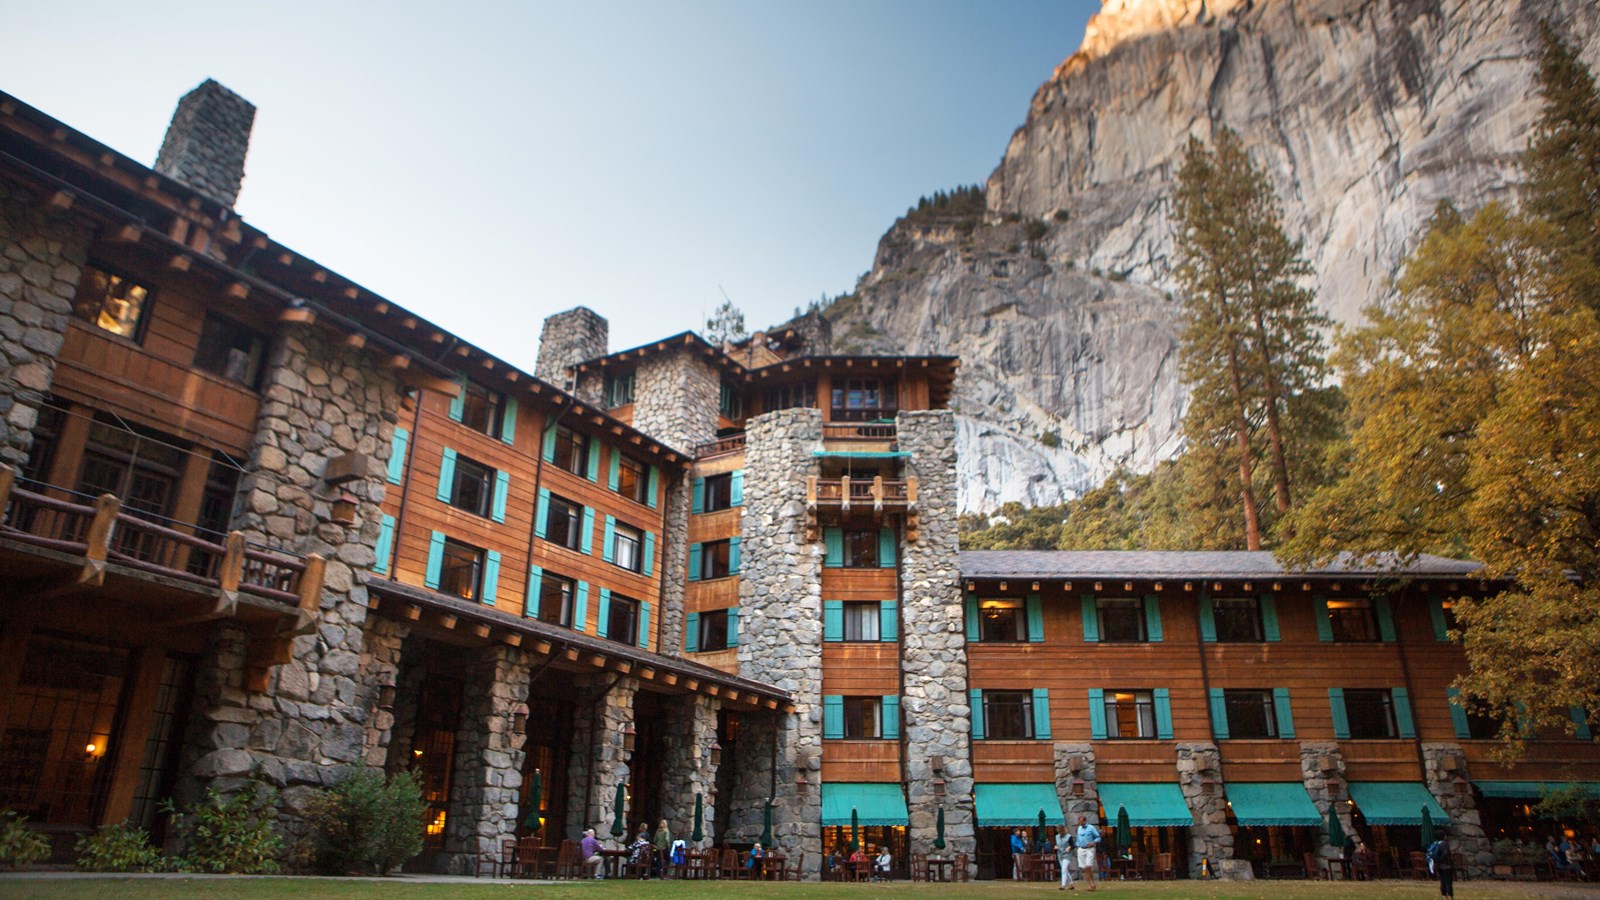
left=378, top=684, right=396, bottom=710
left=1031, top=582, right=1041, bottom=592
left=999, top=581, right=1008, bottom=592
left=710, top=741, right=723, bottom=768
left=1072, top=778, right=1086, bottom=797
left=331, top=493, right=359, bottom=525
left=930, top=755, right=945, bottom=775
left=512, top=708, right=528, bottom=735
left=933, top=776, right=947, bottom=799
left=796, top=770, right=809, bottom=798
left=1327, top=779, right=1342, bottom=799
left=623, top=723, right=636, bottom=753
left=1453, top=774, right=1470, bottom=796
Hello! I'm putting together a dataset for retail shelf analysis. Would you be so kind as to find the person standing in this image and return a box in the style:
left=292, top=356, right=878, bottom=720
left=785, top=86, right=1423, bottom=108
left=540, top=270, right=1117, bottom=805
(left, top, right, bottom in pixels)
left=1055, top=827, right=1076, bottom=890
left=652, top=819, right=672, bottom=878
left=1011, top=828, right=1027, bottom=880
left=1075, top=815, right=1102, bottom=893
left=1427, top=828, right=1454, bottom=898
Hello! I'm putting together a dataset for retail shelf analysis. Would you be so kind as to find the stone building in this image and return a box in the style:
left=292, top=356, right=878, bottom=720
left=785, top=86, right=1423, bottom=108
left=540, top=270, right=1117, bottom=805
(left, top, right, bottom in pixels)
left=0, top=81, right=1595, bottom=879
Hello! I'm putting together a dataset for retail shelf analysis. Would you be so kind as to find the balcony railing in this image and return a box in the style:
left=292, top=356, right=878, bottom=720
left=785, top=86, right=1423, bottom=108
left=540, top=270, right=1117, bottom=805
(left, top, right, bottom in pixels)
left=822, top=422, right=897, bottom=442
left=806, top=475, right=917, bottom=513
left=694, top=432, right=747, bottom=459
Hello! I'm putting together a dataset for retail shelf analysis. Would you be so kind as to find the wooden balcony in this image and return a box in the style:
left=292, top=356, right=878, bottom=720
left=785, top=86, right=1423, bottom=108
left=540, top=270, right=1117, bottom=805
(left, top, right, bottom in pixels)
left=821, top=422, right=896, bottom=442
left=805, top=475, right=920, bottom=542
left=694, top=432, right=746, bottom=460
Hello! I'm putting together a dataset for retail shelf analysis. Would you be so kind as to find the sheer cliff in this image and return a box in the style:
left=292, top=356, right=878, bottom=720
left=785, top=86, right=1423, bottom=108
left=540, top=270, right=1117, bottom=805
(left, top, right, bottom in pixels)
left=827, top=0, right=1599, bottom=513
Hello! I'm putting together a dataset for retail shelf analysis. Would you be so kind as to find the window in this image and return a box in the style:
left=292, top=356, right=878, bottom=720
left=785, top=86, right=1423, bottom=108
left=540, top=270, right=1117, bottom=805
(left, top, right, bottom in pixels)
left=697, top=610, right=730, bottom=652
left=1213, top=598, right=1263, bottom=642
left=983, top=691, right=1036, bottom=739
left=447, top=455, right=494, bottom=518
left=698, top=539, right=732, bottom=580
left=1343, top=689, right=1396, bottom=738
left=765, top=382, right=816, bottom=413
left=1464, top=704, right=1498, bottom=740
left=702, top=472, right=734, bottom=512
left=544, top=495, right=584, bottom=551
left=978, top=599, right=1026, bottom=642
left=616, top=456, right=647, bottom=504
left=842, top=529, right=879, bottom=568
left=550, top=425, right=587, bottom=475
left=537, top=574, right=575, bottom=628
left=842, top=697, right=881, bottom=739
left=842, top=602, right=881, bottom=641
left=192, top=313, right=268, bottom=388
left=439, top=539, right=484, bottom=601
left=74, top=264, right=151, bottom=340
left=719, top=382, right=743, bottom=419
left=1097, top=599, right=1146, bottom=642
left=1103, top=690, right=1156, bottom=739
left=606, top=594, right=639, bottom=645
left=830, top=378, right=898, bottom=421
left=603, top=371, right=635, bottom=408
left=613, top=523, right=642, bottom=573
left=458, top=381, right=505, bottom=436
left=1327, top=599, right=1378, bottom=642
left=1224, top=690, right=1278, bottom=739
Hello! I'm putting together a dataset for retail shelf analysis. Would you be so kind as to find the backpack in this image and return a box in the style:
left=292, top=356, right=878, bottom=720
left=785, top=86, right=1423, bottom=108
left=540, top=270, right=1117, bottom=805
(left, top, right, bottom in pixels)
left=1427, top=840, right=1450, bottom=866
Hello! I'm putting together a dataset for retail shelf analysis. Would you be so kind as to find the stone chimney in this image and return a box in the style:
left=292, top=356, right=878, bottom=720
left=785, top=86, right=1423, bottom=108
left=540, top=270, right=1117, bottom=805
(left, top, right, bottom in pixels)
left=153, top=79, right=256, bottom=208
left=536, top=307, right=609, bottom=386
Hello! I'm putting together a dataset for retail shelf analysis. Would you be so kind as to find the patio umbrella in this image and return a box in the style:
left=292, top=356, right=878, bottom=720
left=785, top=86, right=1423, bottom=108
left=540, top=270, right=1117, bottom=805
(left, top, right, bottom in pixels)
left=691, top=793, right=705, bottom=846
left=933, top=806, right=946, bottom=851
left=522, top=770, right=543, bottom=832
left=1116, top=805, right=1132, bottom=856
left=1037, top=808, right=1047, bottom=851
left=761, top=798, right=774, bottom=848
left=1420, top=805, right=1435, bottom=849
left=850, top=806, right=860, bottom=852
left=610, top=782, right=626, bottom=839
left=1326, top=806, right=1346, bottom=852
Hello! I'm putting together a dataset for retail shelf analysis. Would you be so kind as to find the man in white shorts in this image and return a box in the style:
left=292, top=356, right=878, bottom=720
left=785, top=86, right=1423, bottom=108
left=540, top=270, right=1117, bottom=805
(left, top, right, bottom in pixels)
left=1075, top=815, right=1101, bottom=892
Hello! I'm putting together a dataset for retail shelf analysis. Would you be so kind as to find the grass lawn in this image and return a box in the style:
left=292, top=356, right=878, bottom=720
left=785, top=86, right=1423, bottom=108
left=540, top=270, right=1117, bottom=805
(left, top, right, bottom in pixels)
left=0, top=876, right=1593, bottom=899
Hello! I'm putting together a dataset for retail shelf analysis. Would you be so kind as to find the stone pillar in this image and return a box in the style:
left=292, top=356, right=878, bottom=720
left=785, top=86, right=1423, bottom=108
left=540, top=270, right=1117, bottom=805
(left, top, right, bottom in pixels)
left=535, top=307, right=609, bottom=388
left=1175, top=742, right=1234, bottom=875
left=734, top=408, right=824, bottom=874
left=358, top=616, right=409, bottom=768
left=1422, top=743, right=1490, bottom=876
left=0, top=177, right=90, bottom=469
left=630, top=349, right=721, bottom=451
left=1055, top=742, right=1099, bottom=824
left=896, top=410, right=976, bottom=860
left=566, top=675, right=638, bottom=842
left=153, top=79, right=256, bottom=208
left=1299, top=742, right=1350, bottom=858
left=656, top=470, right=690, bottom=657
left=660, top=694, right=721, bottom=844
left=441, top=645, right=532, bottom=874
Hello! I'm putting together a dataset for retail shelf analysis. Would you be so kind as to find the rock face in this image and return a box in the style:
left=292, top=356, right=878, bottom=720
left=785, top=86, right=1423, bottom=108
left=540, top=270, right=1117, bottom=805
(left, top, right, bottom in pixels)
left=829, top=0, right=1600, bottom=512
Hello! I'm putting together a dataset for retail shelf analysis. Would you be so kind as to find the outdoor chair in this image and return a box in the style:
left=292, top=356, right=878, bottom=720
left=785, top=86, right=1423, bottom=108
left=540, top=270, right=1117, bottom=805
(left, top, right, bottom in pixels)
left=555, top=840, right=583, bottom=879
left=514, top=836, right=541, bottom=878
left=953, top=851, right=971, bottom=882
left=852, top=859, right=872, bottom=882
left=784, top=851, right=804, bottom=881
left=911, top=851, right=928, bottom=882
left=719, top=848, right=742, bottom=880
left=1148, top=852, right=1175, bottom=880
left=1410, top=851, right=1430, bottom=879
left=477, top=838, right=517, bottom=878
left=1303, top=852, right=1325, bottom=880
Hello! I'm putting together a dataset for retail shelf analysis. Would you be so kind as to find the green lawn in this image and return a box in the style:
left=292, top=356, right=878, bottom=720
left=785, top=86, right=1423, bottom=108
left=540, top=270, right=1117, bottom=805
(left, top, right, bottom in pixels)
left=0, top=876, right=1590, bottom=899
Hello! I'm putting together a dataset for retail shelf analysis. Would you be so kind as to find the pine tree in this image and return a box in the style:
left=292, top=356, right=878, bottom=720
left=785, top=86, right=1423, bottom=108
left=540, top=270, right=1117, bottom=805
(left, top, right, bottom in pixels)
left=1523, top=25, right=1600, bottom=308
left=704, top=299, right=747, bottom=345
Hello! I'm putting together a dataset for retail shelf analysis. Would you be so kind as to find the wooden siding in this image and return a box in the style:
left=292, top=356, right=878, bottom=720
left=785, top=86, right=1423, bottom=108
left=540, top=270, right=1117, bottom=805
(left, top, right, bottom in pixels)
left=972, top=740, right=1054, bottom=783
left=822, top=739, right=901, bottom=783
left=822, top=644, right=899, bottom=695
left=820, top=568, right=898, bottom=601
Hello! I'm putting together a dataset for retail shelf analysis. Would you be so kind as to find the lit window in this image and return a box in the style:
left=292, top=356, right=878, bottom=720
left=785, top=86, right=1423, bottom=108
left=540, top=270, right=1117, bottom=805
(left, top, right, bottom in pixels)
left=538, top=573, right=575, bottom=628
left=617, top=456, right=648, bottom=504
left=1103, top=690, right=1156, bottom=739
left=979, top=599, right=1026, bottom=642
left=74, top=265, right=151, bottom=340
left=1327, top=599, right=1378, bottom=642
left=439, top=539, right=484, bottom=601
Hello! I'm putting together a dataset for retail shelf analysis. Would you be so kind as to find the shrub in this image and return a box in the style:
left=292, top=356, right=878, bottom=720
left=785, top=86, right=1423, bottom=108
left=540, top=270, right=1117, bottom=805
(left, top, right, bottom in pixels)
left=166, top=781, right=282, bottom=874
left=303, top=769, right=426, bottom=875
left=0, top=810, right=50, bottom=869
left=75, top=821, right=163, bottom=872
left=1052, top=209, right=1071, bottom=223
left=1023, top=219, right=1049, bottom=242
left=1038, top=429, right=1061, bottom=449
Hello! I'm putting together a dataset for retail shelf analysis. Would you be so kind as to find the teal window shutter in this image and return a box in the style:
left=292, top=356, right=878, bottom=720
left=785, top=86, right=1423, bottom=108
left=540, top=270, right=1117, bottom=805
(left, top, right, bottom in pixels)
left=1430, top=599, right=1450, bottom=641
left=585, top=438, right=601, bottom=482
left=646, top=466, right=658, bottom=509
left=541, top=424, right=556, bottom=463
left=1314, top=598, right=1333, bottom=641
left=1393, top=687, right=1416, bottom=738
left=688, top=543, right=703, bottom=582
left=1199, top=597, right=1217, bottom=642
left=436, top=448, right=457, bottom=502
left=482, top=551, right=500, bottom=605
left=726, top=607, right=740, bottom=647
left=642, top=531, right=655, bottom=576
left=1570, top=706, right=1592, bottom=740
left=602, top=515, right=616, bottom=563
left=1144, top=595, right=1164, bottom=642
left=823, top=528, right=843, bottom=567
left=424, top=531, right=445, bottom=589
left=1329, top=688, right=1350, bottom=739
left=970, top=689, right=986, bottom=740
left=637, top=601, right=650, bottom=649
left=1025, top=593, right=1044, bottom=642
left=448, top=374, right=466, bottom=422
left=964, top=595, right=979, bottom=641
left=596, top=588, right=612, bottom=638
left=526, top=565, right=543, bottom=618
left=1261, top=595, right=1281, bottom=641
left=878, top=528, right=896, bottom=568
left=823, top=696, right=844, bottom=739
left=1273, top=687, right=1295, bottom=738
left=1154, top=688, right=1174, bottom=739
left=491, top=470, right=509, bottom=523
left=580, top=506, right=595, bottom=554
left=1088, top=688, right=1107, bottom=740
left=1447, top=688, right=1471, bottom=739
left=882, top=695, right=901, bottom=740
left=685, top=612, right=701, bottom=652
left=879, top=601, right=898, bottom=642
left=1082, top=596, right=1100, bottom=642
left=823, top=601, right=844, bottom=641
left=1032, top=688, right=1052, bottom=740
left=1209, top=688, right=1230, bottom=740
left=574, top=581, right=589, bottom=632
left=607, top=451, right=620, bottom=491
left=728, top=537, right=741, bottom=575
left=534, top=488, right=550, bottom=539
left=691, top=477, right=705, bottom=513
left=730, top=469, right=744, bottom=506
left=374, top=514, right=395, bottom=575
left=499, top=394, right=517, bottom=445
left=387, top=428, right=408, bottom=484
left=1376, top=598, right=1397, bottom=642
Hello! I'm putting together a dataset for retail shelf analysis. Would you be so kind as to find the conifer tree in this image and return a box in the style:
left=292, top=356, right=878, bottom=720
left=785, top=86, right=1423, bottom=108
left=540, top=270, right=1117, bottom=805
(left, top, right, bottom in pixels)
left=1523, top=25, right=1600, bottom=308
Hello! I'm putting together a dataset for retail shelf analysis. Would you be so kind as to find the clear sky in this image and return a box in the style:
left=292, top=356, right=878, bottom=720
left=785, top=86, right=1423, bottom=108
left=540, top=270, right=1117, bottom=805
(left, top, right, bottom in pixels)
left=2, top=0, right=1098, bottom=365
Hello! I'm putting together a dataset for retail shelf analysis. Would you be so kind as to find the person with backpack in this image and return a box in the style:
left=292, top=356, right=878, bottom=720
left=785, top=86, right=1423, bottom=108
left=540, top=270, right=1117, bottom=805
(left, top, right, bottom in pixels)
left=1427, top=828, right=1454, bottom=898
left=1055, top=827, right=1077, bottom=890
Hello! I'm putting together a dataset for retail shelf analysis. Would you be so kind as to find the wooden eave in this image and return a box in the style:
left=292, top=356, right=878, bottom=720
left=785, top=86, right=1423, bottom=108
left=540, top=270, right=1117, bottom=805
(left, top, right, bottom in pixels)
left=743, top=355, right=960, bottom=407
left=572, top=331, right=747, bottom=380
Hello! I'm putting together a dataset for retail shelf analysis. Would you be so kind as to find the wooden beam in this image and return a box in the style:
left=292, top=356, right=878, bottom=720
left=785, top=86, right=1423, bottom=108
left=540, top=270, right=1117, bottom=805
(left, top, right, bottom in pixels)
left=532, top=640, right=553, bottom=655
left=342, top=332, right=366, bottom=350
left=498, top=632, right=523, bottom=648
left=224, top=282, right=250, bottom=300
left=214, top=532, right=244, bottom=619
left=637, top=666, right=656, bottom=681
left=683, top=679, right=699, bottom=692
left=405, top=603, right=423, bottom=620
left=46, top=190, right=74, bottom=210
left=108, top=224, right=141, bottom=244
left=435, top=613, right=458, bottom=630
left=166, top=254, right=191, bottom=272
left=80, top=493, right=120, bottom=587
left=564, top=648, right=580, bottom=662
left=344, top=286, right=360, bottom=300
left=659, top=672, right=678, bottom=686
left=276, top=252, right=293, bottom=266
left=0, top=465, right=12, bottom=513
left=588, top=653, right=609, bottom=668
left=278, top=307, right=316, bottom=324
left=763, top=699, right=779, bottom=710
left=311, top=270, right=328, bottom=283
left=467, top=622, right=491, bottom=639
left=385, top=354, right=411, bottom=370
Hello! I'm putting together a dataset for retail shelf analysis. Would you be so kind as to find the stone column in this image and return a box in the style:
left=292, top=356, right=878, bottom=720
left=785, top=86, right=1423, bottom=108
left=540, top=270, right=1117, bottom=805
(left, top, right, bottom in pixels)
left=897, top=410, right=976, bottom=860
left=358, top=615, right=409, bottom=768
left=630, top=349, right=721, bottom=452
left=1175, top=742, right=1235, bottom=875
left=565, top=675, right=638, bottom=842
left=1299, top=742, right=1350, bottom=858
left=534, top=307, right=608, bottom=391
left=1055, top=742, right=1100, bottom=824
left=660, top=694, right=721, bottom=844
left=656, top=470, right=691, bottom=657
left=1422, top=743, right=1490, bottom=876
left=441, top=645, right=532, bottom=874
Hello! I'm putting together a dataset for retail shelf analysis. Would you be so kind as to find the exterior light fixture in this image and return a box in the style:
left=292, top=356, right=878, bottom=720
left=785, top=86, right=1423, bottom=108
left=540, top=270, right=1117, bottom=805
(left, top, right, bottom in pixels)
left=710, top=741, right=723, bottom=767
left=331, top=492, right=359, bottom=525
left=933, top=776, right=947, bottom=799
left=513, top=710, right=528, bottom=735
left=1072, top=778, right=1086, bottom=797
left=796, top=771, right=809, bottom=797
left=1453, top=774, right=1470, bottom=796
left=378, top=684, right=396, bottom=709
left=623, top=723, right=636, bottom=753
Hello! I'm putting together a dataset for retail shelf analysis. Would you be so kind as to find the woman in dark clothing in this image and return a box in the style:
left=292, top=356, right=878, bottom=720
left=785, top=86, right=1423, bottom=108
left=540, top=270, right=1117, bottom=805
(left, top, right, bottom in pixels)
left=1427, top=828, right=1454, bottom=898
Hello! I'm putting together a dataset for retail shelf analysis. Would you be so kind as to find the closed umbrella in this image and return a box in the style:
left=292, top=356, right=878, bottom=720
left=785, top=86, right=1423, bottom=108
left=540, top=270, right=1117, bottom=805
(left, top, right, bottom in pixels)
left=522, top=770, right=543, bottom=832
left=1420, top=805, right=1435, bottom=850
left=691, top=793, right=705, bottom=846
left=933, top=806, right=946, bottom=852
left=1038, top=808, right=1048, bottom=851
left=611, top=782, right=627, bottom=839
left=1326, top=805, right=1346, bottom=853
left=1116, top=805, right=1132, bottom=856
left=850, top=806, right=860, bottom=853
left=761, top=799, right=775, bottom=849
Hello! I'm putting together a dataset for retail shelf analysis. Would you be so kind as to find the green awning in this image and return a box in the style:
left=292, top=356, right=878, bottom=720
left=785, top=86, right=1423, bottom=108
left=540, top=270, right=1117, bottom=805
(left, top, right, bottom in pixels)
left=1475, top=781, right=1600, bottom=799
left=821, top=783, right=909, bottom=827
left=1347, top=782, right=1448, bottom=826
left=1096, top=783, right=1193, bottom=827
left=975, top=784, right=1066, bottom=827
left=811, top=451, right=911, bottom=459
left=1226, top=782, right=1322, bottom=827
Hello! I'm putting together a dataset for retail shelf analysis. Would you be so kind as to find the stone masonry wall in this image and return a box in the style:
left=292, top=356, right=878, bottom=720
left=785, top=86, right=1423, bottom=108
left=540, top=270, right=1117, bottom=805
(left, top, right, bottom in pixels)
left=0, top=177, right=91, bottom=469
left=357, top=616, right=409, bottom=768
left=660, top=694, right=721, bottom=845
left=1175, top=742, right=1233, bottom=874
left=1299, top=742, right=1350, bottom=858
left=1055, top=742, right=1099, bottom=824
left=153, top=79, right=256, bottom=208
left=565, top=675, right=638, bottom=843
left=656, top=470, right=690, bottom=657
left=630, top=348, right=720, bottom=453
left=895, top=410, right=976, bottom=861
left=1422, top=742, right=1491, bottom=876
left=535, top=307, right=608, bottom=389
left=441, top=645, right=532, bottom=874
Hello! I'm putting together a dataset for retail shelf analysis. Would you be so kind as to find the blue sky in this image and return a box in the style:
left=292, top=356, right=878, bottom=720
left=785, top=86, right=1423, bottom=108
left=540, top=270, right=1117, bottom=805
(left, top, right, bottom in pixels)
left=2, top=0, right=1098, bottom=363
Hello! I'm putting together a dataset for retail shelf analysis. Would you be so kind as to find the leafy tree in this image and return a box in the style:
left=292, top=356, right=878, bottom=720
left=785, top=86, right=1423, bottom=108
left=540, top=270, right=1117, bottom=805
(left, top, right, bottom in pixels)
left=704, top=299, right=747, bottom=345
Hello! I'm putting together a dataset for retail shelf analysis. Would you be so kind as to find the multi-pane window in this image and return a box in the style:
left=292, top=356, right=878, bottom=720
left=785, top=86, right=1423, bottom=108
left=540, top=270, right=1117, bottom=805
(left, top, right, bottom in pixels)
left=978, top=599, right=1026, bottom=642
left=765, top=382, right=816, bottom=412
left=538, top=573, right=575, bottom=628
left=447, top=455, right=494, bottom=518
left=606, top=594, right=640, bottom=645
left=1327, top=599, right=1378, bottom=642
left=842, top=697, right=881, bottom=739
left=1213, top=598, right=1263, bottom=642
left=193, top=313, right=268, bottom=388
left=719, top=382, right=743, bottom=419
left=74, top=264, right=151, bottom=340
left=550, top=426, right=587, bottom=475
left=545, top=495, right=584, bottom=552
left=617, top=456, right=647, bottom=504
left=1097, top=599, right=1146, bottom=642
left=1103, top=690, right=1156, bottom=739
left=459, top=382, right=505, bottom=436
left=699, top=539, right=732, bottom=580
left=603, top=371, right=635, bottom=408
left=1343, top=689, right=1397, bottom=738
left=613, top=523, right=643, bottom=573
left=698, top=610, right=730, bottom=652
left=439, top=539, right=484, bottom=601
left=842, top=529, right=879, bottom=568
left=983, top=691, right=1036, bottom=739
left=830, top=378, right=898, bottom=421
left=842, top=602, right=881, bottom=641
left=1224, top=689, right=1278, bottom=739
left=703, top=472, right=734, bottom=512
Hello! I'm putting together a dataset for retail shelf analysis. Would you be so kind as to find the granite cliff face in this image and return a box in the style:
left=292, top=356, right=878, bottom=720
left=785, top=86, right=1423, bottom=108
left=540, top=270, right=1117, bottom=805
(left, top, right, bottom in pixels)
left=828, top=0, right=1600, bottom=513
